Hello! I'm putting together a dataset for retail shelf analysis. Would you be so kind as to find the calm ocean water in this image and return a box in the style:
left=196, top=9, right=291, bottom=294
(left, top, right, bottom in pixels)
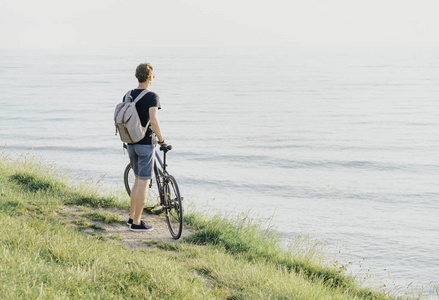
left=1, top=47, right=438, bottom=297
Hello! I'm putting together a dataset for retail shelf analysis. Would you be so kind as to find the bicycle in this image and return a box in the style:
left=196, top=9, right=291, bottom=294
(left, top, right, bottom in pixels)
left=123, top=144, right=183, bottom=240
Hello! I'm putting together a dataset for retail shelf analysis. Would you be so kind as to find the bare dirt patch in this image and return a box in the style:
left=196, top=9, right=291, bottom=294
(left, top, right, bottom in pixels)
left=56, top=205, right=193, bottom=249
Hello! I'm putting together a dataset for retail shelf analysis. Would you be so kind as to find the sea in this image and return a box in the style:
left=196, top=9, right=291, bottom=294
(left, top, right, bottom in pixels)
left=1, top=46, right=438, bottom=298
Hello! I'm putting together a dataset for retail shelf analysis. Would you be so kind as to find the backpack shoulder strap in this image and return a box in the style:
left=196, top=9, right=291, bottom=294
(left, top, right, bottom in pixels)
left=132, top=89, right=150, bottom=103
left=123, top=91, right=132, bottom=103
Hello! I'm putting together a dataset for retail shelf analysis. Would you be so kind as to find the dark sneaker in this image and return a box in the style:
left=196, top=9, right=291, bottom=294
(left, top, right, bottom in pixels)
left=130, top=221, right=153, bottom=232
left=126, top=218, right=133, bottom=226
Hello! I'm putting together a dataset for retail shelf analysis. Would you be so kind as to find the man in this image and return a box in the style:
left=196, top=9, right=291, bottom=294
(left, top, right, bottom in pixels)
left=125, top=63, right=167, bottom=232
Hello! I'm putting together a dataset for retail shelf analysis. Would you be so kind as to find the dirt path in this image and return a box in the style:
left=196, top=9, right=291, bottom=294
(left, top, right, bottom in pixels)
left=56, top=205, right=193, bottom=249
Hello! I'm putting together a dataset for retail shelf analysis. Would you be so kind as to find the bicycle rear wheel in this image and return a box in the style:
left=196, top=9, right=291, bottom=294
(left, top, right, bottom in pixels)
left=124, top=164, right=134, bottom=196
left=164, top=175, right=183, bottom=239
left=123, top=164, right=161, bottom=206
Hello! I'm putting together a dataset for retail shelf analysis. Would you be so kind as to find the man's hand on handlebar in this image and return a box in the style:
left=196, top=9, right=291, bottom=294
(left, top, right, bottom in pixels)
left=158, top=139, right=168, bottom=146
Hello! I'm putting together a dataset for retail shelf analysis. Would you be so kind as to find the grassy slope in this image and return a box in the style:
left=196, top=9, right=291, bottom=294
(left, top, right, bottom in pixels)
left=0, top=154, right=404, bottom=299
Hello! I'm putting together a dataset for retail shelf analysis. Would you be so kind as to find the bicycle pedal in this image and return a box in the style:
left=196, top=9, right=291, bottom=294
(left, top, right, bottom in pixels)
left=144, top=206, right=164, bottom=215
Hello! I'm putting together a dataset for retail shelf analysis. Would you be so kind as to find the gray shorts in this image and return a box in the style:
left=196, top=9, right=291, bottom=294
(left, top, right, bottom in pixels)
left=126, top=144, right=155, bottom=180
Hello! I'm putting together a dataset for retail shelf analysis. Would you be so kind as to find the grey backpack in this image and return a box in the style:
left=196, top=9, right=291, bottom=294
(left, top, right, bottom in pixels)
left=114, top=90, right=150, bottom=143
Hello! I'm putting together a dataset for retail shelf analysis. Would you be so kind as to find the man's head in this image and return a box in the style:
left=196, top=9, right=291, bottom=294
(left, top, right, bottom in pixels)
left=135, top=63, right=154, bottom=83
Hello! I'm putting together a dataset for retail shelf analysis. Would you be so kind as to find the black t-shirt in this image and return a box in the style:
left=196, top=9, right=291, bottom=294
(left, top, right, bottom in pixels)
left=123, top=89, right=161, bottom=145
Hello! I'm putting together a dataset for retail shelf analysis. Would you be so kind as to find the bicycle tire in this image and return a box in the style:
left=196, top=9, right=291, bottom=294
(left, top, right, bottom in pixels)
left=123, top=164, right=161, bottom=207
left=123, top=163, right=133, bottom=196
left=163, top=175, right=183, bottom=239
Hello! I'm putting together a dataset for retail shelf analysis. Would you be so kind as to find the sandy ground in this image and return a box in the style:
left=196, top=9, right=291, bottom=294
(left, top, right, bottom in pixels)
left=57, top=205, right=193, bottom=249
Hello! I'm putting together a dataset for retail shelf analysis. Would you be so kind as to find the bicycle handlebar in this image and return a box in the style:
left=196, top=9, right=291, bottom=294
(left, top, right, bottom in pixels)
left=160, top=145, right=172, bottom=152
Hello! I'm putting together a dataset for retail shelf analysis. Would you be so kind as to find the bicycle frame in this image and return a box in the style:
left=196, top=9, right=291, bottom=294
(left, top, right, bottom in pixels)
left=152, top=147, right=170, bottom=207
left=154, top=150, right=166, bottom=174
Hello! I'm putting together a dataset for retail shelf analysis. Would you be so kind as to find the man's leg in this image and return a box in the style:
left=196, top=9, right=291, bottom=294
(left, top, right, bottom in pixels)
left=131, top=178, right=150, bottom=225
left=130, top=177, right=139, bottom=220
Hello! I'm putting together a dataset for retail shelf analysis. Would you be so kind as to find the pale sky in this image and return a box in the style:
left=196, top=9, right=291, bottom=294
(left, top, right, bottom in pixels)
left=0, top=0, right=438, bottom=48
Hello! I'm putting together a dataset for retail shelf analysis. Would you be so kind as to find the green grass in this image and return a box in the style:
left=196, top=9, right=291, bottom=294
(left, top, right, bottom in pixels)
left=0, top=153, right=415, bottom=299
left=83, top=210, right=122, bottom=224
left=183, top=213, right=387, bottom=298
left=2, top=153, right=126, bottom=215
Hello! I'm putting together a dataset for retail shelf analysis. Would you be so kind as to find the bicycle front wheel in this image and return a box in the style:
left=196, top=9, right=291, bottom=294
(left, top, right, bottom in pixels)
left=164, top=175, right=183, bottom=239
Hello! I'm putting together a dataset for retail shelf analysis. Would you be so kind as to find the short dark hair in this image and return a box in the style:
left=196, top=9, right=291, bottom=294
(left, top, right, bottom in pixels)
left=135, top=63, right=153, bottom=83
